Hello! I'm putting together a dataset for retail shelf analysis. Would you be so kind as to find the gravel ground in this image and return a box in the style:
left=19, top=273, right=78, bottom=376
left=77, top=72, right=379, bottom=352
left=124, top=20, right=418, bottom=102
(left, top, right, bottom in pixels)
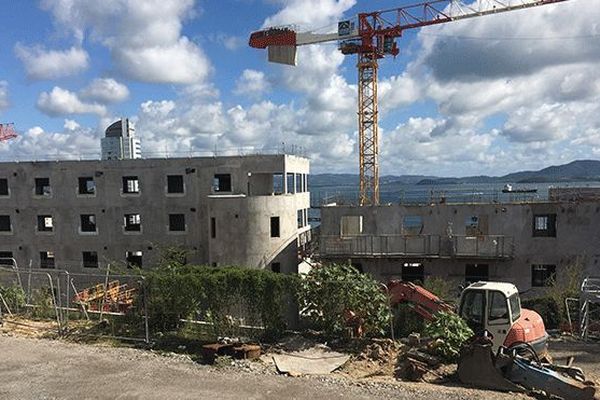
left=0, top=334, right=533, bottom=400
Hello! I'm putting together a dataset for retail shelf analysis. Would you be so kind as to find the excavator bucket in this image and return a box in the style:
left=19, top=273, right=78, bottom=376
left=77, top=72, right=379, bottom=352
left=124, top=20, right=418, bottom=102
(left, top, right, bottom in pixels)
left=458, top=342, right=525, bottom=393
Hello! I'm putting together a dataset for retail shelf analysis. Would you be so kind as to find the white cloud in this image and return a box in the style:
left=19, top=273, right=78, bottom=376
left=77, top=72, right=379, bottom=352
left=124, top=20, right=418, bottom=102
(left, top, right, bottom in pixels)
left=210, top=33, right=244, bottom=51
left=41, top=0, right=211, bottom=84
left=234, top=69, right=270, bottom=97
left=80, top=78, right=130, bottom=104
left=37, top=87, right=107, bottom=117
left=0, top=81, right=8, bottom=111
left=14, top=44, right=89, bottom=80
left=0, top=122, right=99, bottom=161
left=263, top=0, right=356, bottom=30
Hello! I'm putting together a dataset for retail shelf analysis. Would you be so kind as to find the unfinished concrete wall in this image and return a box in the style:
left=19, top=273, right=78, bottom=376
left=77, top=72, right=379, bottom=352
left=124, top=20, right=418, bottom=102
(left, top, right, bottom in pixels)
left=0, top=154, right=310, bottom=275
left=320, top=200, right=600, bottom=296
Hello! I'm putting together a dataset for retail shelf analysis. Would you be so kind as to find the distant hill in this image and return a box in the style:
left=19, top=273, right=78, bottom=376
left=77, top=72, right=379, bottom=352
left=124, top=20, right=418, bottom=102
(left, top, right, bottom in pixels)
left=309, top=160, right=600, bottom=187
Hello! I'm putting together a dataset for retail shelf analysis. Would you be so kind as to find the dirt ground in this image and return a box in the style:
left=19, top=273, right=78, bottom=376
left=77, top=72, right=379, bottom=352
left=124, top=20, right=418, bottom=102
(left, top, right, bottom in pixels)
left=0, top=318, right=598, bottom=400
left=0, top=334, right=531, bottom=400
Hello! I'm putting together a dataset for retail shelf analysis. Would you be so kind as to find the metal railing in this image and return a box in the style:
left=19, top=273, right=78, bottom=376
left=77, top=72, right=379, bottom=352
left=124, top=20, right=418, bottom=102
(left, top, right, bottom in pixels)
left=320, top=234, right=513, bottom=259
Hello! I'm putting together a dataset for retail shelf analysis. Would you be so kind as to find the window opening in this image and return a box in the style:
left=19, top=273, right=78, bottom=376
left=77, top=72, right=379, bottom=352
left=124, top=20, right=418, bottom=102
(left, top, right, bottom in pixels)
left=124, top=214, right=141, bottom=231
left=37, top=215, right=53, bottom=232
left=0, top=215, right=10, bottom=232
left=533, top=214, right=556, bottom=237
left=80, top=214, right=97, bottom=232
left=271, top=262, right=281, bottom=273
left=403, top=215, right=423, bottom=235
left=401, top=262, right=424, bottom=283
left=0, top=178, right=8, bottom=196
left=78, top=177, right=95, bottom=195
left=273, top=173, right=284, bottom=195
left=82, top=251, right=99, bottom=268
left=270, top=216, right=280, bottom=237
left=465, top=263, right=489, bottom=284
left=210, top=217, right=216, bottom=238
left=40, top=251, right=55, bottom=269
left=213, top=174, right=231, bottom=192
left=35, top=178, right=51, bottom=196
left=126, top=251, right=143, bottom=268
left=122, top=176, right=139, bottom=194
left=167, top=175, right=184, bottom=193
left=531, top=264, right=556, bottom=287
left=169, top=214, right=186, bottom=231
left=0, top=251, right=13, bottom=266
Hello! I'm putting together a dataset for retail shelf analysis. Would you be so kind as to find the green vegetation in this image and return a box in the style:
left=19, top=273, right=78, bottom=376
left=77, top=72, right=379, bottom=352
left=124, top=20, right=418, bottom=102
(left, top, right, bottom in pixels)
left=425, top=311, right=473, bottom=361
left=299, top=264, right=391, bottom=337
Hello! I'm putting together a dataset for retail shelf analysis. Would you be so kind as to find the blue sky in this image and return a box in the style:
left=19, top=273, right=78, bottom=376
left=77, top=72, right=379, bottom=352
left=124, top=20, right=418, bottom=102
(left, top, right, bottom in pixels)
left=0, top=0, right=598, bottom=177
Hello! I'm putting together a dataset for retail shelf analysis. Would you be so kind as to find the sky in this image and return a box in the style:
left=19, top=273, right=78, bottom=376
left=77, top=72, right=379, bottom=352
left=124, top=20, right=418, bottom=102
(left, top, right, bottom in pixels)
left=0, top=0, right=598, bottom=177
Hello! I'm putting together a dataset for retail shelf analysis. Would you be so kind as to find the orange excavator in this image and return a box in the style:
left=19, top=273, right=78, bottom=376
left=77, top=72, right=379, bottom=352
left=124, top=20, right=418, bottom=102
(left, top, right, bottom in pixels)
left=382, top=280, right=596, bottom=400
left=387, top=280, right=547, bottom=354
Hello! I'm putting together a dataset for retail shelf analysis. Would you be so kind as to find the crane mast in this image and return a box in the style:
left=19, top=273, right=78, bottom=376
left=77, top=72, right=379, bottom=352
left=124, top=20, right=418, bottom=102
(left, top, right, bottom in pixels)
left=249, top=0, right=569, bottom=205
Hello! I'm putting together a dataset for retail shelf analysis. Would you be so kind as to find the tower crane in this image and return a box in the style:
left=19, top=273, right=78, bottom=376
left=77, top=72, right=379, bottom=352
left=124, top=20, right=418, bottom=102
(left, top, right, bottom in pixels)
left=249, top=0, right=568, bottom=205
left=0, top=123, right=17, bottom=142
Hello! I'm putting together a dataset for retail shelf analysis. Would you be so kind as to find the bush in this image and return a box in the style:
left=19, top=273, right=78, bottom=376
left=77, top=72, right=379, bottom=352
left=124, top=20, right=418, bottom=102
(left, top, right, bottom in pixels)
left=425, top=311, right=473, bottom=362
left=521, top=297, right=561, bottom=329
left=299, top=264, right=391, bottom=337
left=0, top=284, right=25, bottom=312
left=145, top=263, right=299, bottom=339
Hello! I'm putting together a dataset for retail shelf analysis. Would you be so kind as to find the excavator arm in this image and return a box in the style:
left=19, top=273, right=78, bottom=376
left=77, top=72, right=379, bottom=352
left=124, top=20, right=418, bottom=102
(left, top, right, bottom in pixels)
left=387, top=280, right=454, bottom=320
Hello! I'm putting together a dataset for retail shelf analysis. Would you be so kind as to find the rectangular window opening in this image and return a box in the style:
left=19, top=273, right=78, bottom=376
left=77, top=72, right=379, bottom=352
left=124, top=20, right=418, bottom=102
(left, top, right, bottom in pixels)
left=0, top=178, right=8, bottom=196
left=122, top=176, right=139, bottom=194
left=82, top=251, right=99, bottom=268
left=78, top=177, right=96, bottom=195
left=270, top=216, right=280, bottom=238
left=126, top=251, right=143, bottom=269
left=0, top=251, right=13, bottom=266
left=124, top=213, right=141, bottom=232
left=167, top=175, right=184, bottom=194
left=295, top=173, right=302, bottom=193
left=271, top=262, right=281, bottom=273
left=465, top=263, right=489, bottom=284
left=169, top=214, right=186, bottom=231
left=213, top=174, right=232, bottom=192
left=402, top=262, right=424, bottom=283
left=0, top=215, right=11, bottom=232
left=341, top=215, right=363, bottom=236
left=37, top=215, right=53, bottom=232
left=35, top=178, right=51, bottom=196
left=80, top=214, right=97, bottom=232
left=210, top=217, right=216, bottom=238
left=40, top=251, right=55, bottom=269
left=533, top=214, right=556, bottom=237
left=531, top=264, right=556, bottom=287
left=273, top=173, right=284, bottom=195
left=403, top=215, right=423, bottom=235
left=286, top=173, right=294, bottom=194
left=297, top=209, right=304, bottom=228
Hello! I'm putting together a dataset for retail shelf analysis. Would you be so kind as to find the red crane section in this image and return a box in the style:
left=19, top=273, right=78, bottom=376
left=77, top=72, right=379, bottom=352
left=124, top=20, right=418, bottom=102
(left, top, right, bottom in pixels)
left=0, top=123, right=17, bottom=142
left=387, top=280, right=454, bottom=320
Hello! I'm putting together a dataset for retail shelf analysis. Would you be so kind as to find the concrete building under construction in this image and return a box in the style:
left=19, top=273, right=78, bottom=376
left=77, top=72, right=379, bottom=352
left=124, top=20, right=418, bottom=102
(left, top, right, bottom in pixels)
left=319, top=187, right=600, bottom=294
left=0, top=154, right=310, bottom=273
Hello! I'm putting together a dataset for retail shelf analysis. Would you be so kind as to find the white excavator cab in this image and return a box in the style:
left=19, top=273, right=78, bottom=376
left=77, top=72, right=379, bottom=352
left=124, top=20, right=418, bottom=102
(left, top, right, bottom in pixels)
left=458, top=282, right=522, bottom=351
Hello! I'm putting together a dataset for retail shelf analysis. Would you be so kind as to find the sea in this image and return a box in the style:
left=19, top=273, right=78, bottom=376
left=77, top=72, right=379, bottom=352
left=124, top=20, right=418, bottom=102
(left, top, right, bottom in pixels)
left=308, top=180, right=600, bottom=227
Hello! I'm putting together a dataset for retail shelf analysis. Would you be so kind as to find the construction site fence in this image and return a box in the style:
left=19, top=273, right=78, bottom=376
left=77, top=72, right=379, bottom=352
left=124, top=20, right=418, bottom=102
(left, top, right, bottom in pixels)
left=0, top=262, right=288, bottom=343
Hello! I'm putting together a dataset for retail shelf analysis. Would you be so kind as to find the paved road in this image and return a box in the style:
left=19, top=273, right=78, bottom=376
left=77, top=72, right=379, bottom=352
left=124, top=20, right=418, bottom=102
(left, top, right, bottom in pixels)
left=0, top=335, right=528, bottom=400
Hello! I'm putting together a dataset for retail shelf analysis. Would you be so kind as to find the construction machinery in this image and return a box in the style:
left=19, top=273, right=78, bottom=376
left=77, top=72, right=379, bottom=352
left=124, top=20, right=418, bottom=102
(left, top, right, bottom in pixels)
left=249, top=0, right=569, bottom=206
left=388, top=280, right=547, bottom=354
left=387, top=280, right=596, bottom=400
left=0, top=123, right=17, bottom=142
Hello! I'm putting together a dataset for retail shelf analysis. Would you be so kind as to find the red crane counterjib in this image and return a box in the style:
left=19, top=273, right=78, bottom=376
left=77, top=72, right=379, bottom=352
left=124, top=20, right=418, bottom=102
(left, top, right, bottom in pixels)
left=0, top=123, right=17, bottom=142
left=249, top=27, right=296, bottom=49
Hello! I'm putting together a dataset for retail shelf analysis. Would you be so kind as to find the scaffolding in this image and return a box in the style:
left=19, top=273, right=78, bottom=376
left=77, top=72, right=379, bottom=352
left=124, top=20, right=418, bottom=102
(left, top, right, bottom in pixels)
left=579, top=277, right=600, bottom=340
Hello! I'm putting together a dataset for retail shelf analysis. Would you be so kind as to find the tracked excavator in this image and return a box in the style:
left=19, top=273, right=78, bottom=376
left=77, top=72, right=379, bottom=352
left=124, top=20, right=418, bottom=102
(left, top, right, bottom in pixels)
left=382, top=280, right=597, bottom=400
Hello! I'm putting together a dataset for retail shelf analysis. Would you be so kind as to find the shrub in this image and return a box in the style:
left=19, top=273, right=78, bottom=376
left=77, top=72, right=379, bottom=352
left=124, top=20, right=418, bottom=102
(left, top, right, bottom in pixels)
left=0, top=284, right=26, bottom=312
left=299, top=264, right=391, bottom=337
left=425, top=311, right=473, bottom=362
left=145, top=263, right=299, bottom=339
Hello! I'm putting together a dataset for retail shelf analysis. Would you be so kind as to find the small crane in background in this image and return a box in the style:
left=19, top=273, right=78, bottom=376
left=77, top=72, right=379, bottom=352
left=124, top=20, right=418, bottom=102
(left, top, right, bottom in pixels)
left=0, top=123, right=17, bottom=142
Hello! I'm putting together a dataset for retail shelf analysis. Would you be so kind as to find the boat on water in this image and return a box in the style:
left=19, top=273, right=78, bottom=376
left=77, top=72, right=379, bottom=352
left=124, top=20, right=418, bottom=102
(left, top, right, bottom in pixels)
left=502, top=184, right=537, bottom=193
